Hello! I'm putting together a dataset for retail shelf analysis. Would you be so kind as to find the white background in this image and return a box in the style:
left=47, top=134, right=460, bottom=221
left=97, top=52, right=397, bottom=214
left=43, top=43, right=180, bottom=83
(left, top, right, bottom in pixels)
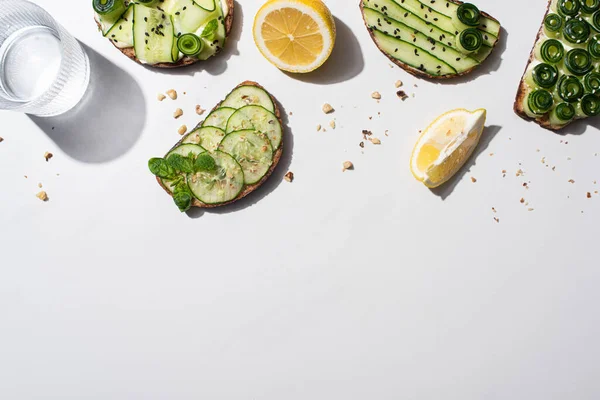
left=1, top=0, right=599, bottom=398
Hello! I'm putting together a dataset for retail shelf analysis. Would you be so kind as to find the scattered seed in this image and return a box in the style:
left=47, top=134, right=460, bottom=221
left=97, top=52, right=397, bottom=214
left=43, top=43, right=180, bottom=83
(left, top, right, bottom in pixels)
left=371, top=91, right=382, bottom=100
left=370, top=137, right=381, bottom=145
left=471, top=177, right=477, bottom=183
left=316, top=124, right=322, bottom=132
left=395, top=80, right=403, bottom=88
left=322, top=103, right=334, bottom=114
left=173, top=108, right=183, bottom=119
left=44, top=152, right=53, bottom=162
left=157, top=93, right=166, bottom=101
left=284, top=171, right=294, bottom=182
left=178, top=125, right=187, bottom=135
left=38, top=183, right=42, bottom=188
left=342, top=161, right=354, bottom=172
left=329, top=120, right=336, bottom=129
left=195, top=105, right=205, bottom=115
left=166, top=89, right=177, bottom=100
left=36, top=191, right=48, bottom=202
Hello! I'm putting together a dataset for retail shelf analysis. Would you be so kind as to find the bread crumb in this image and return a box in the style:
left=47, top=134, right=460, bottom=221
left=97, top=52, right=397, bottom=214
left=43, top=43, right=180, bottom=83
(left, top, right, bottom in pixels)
left=166, top=89, right=177, bottom=100
left=489, top=153, right=494, bottom=156
left=528, top=208, right=534, bottom=212
left=568, top=179, right=575, bottom=183
left=178, top=125, right=187, bottom=135
left=0, top=136, right=3, bottom=143
left=157, top=93, right=166, bottom=101
left=289, top=111, right=293, bottom=116
left=173, top=108, right=183, bottom=119
left=284, top=171, right=294, bottom=182
left=316, top=124, right=322, bottom=132
left=396, top=90, right=408, bottom=100
left=44, top=152, right=53, bottom=162
left=322, top=103, right=334, bottom=114
left=385, top=130, right=389, bottom=136
left=342, top=161, right=354, bottom=172
left=541, top=157, right=546, bottom=163
left=520, top=198, right=525, bottom=204
left=492, top=207, right=497, bottom=213
left=587, top=192, right=592, bottom=198
left=370, top=137, right=381, bottom=145
left=471, top=177, right=477, bottom=183
left=494, top=217, right=500, bottom=223
left=38, top=183, right=42, bottom=188
left=371, top=91, right=382, bottom=100
left=329, top=120, right=336, bottom=129
left=36, top=191, right=48, bottom=202
left=359, top=141, right=365, bottom=148
left=195, top=105, right=205, bottom=115
left=395, top=80, right=403, bottom=88
left=516, top=169, right=523, bottom=177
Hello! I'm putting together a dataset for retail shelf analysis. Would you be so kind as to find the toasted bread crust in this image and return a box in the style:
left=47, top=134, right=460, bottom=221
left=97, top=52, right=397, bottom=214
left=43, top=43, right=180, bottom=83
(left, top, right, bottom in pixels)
left=513, top=0, right=565, bottom=131
left=156, top=81, right=284, bottom=209
left=359, top=0, right=501, bottom=80
left=96, top=0, right=234, bottom=68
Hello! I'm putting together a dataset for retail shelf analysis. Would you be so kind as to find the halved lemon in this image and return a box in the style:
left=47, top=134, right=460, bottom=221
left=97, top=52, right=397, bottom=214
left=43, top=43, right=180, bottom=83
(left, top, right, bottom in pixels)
left=253, top=0, right=336, bottom=73
left=410, top=108, right=487, bottom=188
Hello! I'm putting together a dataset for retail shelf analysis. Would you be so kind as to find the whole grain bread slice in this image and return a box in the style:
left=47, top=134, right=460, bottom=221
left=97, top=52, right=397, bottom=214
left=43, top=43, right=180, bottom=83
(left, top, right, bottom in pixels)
left=513, top=0, right=560, bottom=130
left=157, top=81, right=284, bottom=209
left=95, top=0, right=234, bottom=69
left=359, top=0, right=501, bottom=80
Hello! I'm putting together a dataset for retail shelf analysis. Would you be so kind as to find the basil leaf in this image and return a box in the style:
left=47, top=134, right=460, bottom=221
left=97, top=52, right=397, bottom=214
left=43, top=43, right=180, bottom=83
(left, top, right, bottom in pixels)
left=173, top=191, right=192, bottom=212
left=167, top=153, right=194, bottom=174
left=148, top=158, right=177, bottom=179
left=194, top=153, right=216, bottom=172
left=200, top=19, right=218, bottom=38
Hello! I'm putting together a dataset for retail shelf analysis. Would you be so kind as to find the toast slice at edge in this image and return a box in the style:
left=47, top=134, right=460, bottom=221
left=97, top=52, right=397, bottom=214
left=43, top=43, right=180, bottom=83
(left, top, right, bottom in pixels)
left=513, top=0, right=564, bottom=131
left=358, top=0, right=502, bottom=80
left=95, top=0, right=234, bottom=69
left=156, top=81, right=284, bottom=209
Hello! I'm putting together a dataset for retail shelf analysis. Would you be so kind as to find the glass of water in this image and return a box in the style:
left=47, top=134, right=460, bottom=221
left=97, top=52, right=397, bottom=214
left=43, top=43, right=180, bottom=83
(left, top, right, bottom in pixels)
left=0, top=0, right=90, bottom=117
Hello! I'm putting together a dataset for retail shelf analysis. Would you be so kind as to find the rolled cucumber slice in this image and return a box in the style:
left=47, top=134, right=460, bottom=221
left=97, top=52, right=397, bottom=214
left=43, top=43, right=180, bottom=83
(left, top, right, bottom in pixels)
left=161, top=144, right=206, bottom=193
left=226, top=105, right=282, bottom=150
left=221, top=86, right=275, bottom=113
left=182, top=126, right=226, bottom=152
left=105, top=5, right=134, bottom=48
left=202, top=107, right=236, bottom=130
left=187, top=151, right=244, bottom=204
left=133, top=5, right=177, bottom=64
left=219, top=130, right=274, bottom=185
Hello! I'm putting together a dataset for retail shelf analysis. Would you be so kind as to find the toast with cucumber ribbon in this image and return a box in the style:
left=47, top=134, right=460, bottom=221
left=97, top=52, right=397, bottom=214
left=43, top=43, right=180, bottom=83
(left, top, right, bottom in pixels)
left=148, top=81, right=284, bottom=212
left=359, top=0, right=501, bottom=79
left=515, top=0, right=600, bottom=130
left=94, top=0, right=234, bottom=68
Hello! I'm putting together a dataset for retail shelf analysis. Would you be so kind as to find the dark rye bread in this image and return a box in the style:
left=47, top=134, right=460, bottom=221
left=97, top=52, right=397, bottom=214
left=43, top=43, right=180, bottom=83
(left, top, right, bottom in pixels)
left=359, top=0, right=501, bottom=80
left=513, top=0, right=559, bottom=130
left=157, top=81, right=284, bottom=209
left=95, top=0, right=234, bottom=68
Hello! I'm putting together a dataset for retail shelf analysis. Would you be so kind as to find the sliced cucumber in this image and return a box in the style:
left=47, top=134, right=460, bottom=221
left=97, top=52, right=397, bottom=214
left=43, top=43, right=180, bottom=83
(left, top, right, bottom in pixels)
left=187, top=151, right=244, bottom=204
left=202, top=107, right=236, bottom=130
left=195, top=0, right=216, bottom=11
left=221, top=86, right=275, bottom=113
left=226, top=106, right=283, bottom=150
left=426, top=0, right=501, bottom=37
left=105, top=5, right=134, bottom=48
left=163, top=0, right=213, bottom=34
left=219, top=130, right=274, bottom=185
left=371, top=30, right=456, bottom=76
left=161, top=144, right=206, bottom=193
left=95, top=0, right=127, bottom=34
left=182, top=126, right=226, bottom=152
left=133, top=5, right=177, bottom=64
left=364, top=8, right=478, bottom=72
left=197, top=10, right=227, bottom=61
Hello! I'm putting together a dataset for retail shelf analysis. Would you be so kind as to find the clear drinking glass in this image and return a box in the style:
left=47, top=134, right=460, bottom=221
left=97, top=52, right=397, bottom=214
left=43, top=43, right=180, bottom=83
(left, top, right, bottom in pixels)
left=0, top=0, right=90, bottom=117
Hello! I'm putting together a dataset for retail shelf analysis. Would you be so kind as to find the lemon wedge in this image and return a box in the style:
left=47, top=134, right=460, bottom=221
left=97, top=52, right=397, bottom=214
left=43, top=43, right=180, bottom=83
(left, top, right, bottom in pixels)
left=253, top=0, right=336, bottom=73
left=410, top=108, right=487, bottom=188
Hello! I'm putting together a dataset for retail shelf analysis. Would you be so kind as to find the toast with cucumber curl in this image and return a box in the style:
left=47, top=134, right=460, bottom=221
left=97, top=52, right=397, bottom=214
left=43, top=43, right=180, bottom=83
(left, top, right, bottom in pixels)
left=148, top=81, right=285, bottom=212
left=94, top=0, right=234, bottom=68
left=359, top=0, right=501, bottom=79
left=515, top=0, right=600, bottom=130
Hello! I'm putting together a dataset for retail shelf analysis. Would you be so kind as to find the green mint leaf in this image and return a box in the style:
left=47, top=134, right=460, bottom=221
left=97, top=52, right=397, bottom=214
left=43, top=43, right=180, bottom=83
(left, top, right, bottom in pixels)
left=148, top=158, right=177, bottom=179
left=167, top=153, right=194, bottom=174
left=200, top=19, right=218, bottom=38
left=194, top=153, right=216, bottom=172
left=173, top=191, right=192, bottom=212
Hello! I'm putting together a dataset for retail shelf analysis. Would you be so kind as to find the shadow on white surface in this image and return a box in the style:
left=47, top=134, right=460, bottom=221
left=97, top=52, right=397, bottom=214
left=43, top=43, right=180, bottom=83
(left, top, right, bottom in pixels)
left=30, top=44, right=145, bottom=163
left=555, top=114, right=600, bottom=136
left=186, top=100, right=295, bottom=218
left=144, top=1, right=243, bottom=77
left=430, top=125, right=502, bottom=200
left=283, top=17, right=364, bottom=85
left=436, top=27, right=509, bottom=85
